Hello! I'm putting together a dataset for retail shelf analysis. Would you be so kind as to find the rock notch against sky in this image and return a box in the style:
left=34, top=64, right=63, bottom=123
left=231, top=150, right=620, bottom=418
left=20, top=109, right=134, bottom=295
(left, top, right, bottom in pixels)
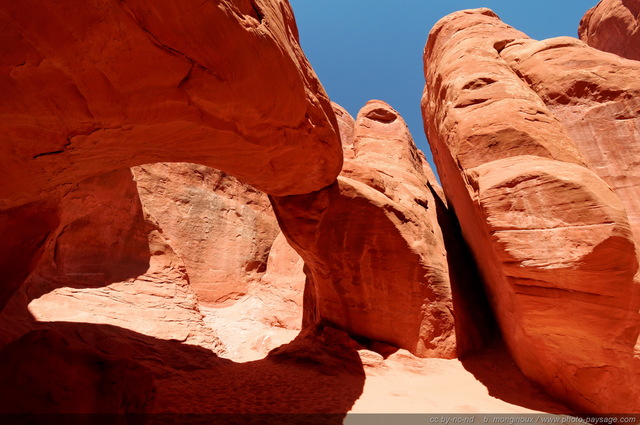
left=1, top=0, right=639, bottom=417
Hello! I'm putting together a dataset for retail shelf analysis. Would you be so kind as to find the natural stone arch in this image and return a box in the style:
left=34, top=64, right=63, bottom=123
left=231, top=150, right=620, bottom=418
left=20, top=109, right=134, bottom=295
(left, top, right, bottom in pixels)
left=0, top=0, right=478, bottom=370
left=0, top=0, right=341, bottom=311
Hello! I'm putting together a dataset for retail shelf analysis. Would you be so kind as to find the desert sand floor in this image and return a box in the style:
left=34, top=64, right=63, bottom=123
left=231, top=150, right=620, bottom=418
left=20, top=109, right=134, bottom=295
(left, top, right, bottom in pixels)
left=189, top=304, right=570, bottom=416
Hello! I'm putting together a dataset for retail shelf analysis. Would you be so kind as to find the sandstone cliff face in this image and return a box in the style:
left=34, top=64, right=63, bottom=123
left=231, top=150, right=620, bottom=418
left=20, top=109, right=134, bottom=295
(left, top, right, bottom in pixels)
left=0, top=168, right=221, bottom=351
left=132, top=163, right=279, bottom=306
left=423, top=8, right=640, bottom=413
left=273, top=100, right=490, bottom=359
left=579, top=0, right=640, bottom=60
left=500, top=36, right=640, bottom=250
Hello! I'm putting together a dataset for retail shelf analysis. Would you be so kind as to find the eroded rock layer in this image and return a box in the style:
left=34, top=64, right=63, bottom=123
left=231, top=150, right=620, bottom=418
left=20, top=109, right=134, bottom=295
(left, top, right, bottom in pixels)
left=422, top=8, right=640, bottom=413
left=500, top=36, right=640, bottom=249
left=579, top=0, right=640, bottom=60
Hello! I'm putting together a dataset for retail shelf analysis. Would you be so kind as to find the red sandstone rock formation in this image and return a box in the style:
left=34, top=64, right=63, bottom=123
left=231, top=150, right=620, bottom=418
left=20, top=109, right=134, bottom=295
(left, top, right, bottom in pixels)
left=579, top=0, right=640, bottom=60
left=15, top=95, right=475, bottom=364
left=273, top=100, right=491, bottom=359
left=0, top=159, right=306, bottom=362
left=333, top=102, right=357, bottom=160
left=0, top=0, right=342, bottom=212
left=133, top=163, right=279, bottom=305
left=256, top=232, right=306, bottom=330
left=4, top=0, right=635, bottom=416
left=196, top=100, right=489, bottom=362
left=500, top=36, right=640, bottom=250
left=0, top=168, right=221, bottom=351
left=423, top=8, right=640, bottom=413
left=201, top=231, right=306, bottom=361
left=0, top=0, right=340, bottom=346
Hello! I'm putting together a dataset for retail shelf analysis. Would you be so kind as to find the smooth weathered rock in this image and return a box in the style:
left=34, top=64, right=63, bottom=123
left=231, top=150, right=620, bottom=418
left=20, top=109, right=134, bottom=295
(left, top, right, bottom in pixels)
left=579, top=0, right=640, bottom=60
left=190, top=99, right=485, bottom=361
left=0, top=0, right=342, bottom=212
left=332, top=102, right=357, bottom=160
left=500, top=36, right=640, bottom=249
left=274, top=100, right=491, bottom=359
left=0, top=0, right=341, bottom=376
left=256, top=232, right=306, bottom=330
left=498, top=31, right=640, bottom=414
left=0, top=168, right=221, bottom=351
left=423, top=8, right=640, bottom=413
left=132, top=163, right=279, bottom=305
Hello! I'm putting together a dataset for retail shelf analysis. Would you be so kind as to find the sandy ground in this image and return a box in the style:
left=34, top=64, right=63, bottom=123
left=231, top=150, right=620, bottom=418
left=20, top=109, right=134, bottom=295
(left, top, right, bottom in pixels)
left=13, top=281, right=571, bottom=417
left=350, top=348, right=568, bottom=414
left=198, top=303, right=570, bottom=416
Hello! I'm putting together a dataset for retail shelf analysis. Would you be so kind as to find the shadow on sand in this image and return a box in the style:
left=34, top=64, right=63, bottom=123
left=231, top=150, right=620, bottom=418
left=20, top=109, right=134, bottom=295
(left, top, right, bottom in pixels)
left=0, top=320, right=366, bottom=424
left=461, top=338, right=571, bottom=414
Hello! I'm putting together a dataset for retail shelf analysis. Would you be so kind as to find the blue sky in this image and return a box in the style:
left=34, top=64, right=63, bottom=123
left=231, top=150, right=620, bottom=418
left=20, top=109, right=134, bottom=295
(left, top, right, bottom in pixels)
left=289, top=0, right=600, bottom=171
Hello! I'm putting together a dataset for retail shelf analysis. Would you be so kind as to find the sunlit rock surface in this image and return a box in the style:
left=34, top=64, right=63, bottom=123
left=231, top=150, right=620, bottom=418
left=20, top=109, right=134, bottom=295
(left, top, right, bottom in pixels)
left=422, top=7, right=640, bottom=414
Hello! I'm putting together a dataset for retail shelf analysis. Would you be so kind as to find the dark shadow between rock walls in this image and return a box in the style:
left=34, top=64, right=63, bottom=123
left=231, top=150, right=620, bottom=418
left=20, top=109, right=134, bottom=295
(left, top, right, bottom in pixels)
left=428, top=183, right=497, bottom=357
left=0, top=201, right=59, bottom=312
